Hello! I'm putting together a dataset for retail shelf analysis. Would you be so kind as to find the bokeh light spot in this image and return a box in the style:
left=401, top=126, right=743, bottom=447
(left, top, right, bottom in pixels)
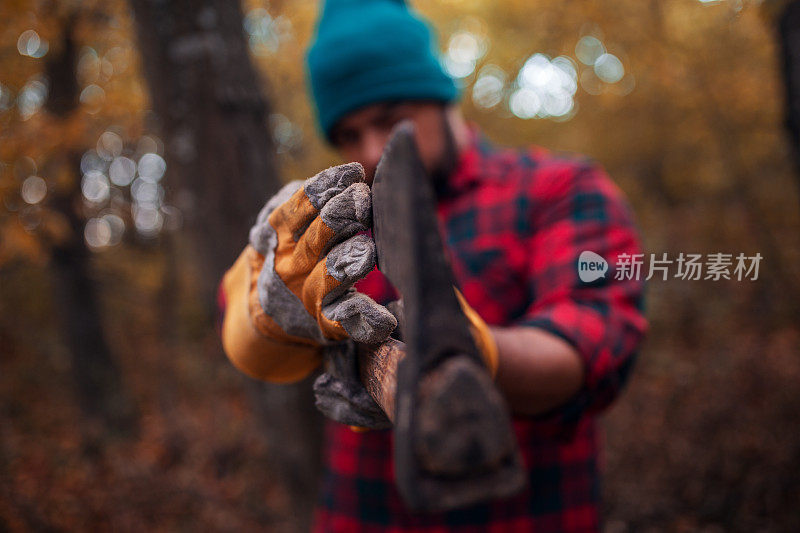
left=78, top=47, right=100, bottom=85
left=509, top=88, right=541, bottom=119
left=594, top=53, right=624, bottom=83
left=104, top=47, right=130, bottom=75
left=131, top=178, right=163, bottom=204
left=580, top=69, right=604, bottom=95
left=19, top=207, right=41, bottom=232
left=137, top=136, right=164, bottom=157
left=109, top=156, right=136, bottom=186
left=81, top=150, right=107, bottom=174
left=270, top=114, right=303, bottom=154
left=137, top=153, right=166, bottom=181
left=21, top=176, right=47, bottom=204
left=472, top=65, right=506, bottom=110
left=101, top=213, right=125, bottom=246
left=97, top=131, right=123, bottom=161
left=85, top=217, right=112, bottom=248
left=17, top=78, right=48, bottom=120
left=245, top=8, right=292, bottom=56
left=17, top=30, right=48, bottom=58
left=80, top=84, right=106, bottom=114
left=511, top=54, right=577, bottom=120
left=444, top=29, right=487, bottom=79
left=133, top=205, right=163, bottom=237
left=575, top=35, right=606, bottom=66
left=82, top=171, right=111, bottom=204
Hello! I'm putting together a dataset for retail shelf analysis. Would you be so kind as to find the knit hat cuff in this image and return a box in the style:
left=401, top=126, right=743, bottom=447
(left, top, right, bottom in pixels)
left=317, top=60, right=458, bottom=140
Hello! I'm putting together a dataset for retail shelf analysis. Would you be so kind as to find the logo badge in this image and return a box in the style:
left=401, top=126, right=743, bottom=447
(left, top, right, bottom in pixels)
left=578, top=250, right=608, bottom=282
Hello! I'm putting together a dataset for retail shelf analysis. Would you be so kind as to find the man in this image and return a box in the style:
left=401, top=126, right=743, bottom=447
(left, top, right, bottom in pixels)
left=219, top=0, right=647, bottom=530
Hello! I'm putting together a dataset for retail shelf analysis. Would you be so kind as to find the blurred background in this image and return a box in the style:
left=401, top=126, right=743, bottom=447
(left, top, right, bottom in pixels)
left=1, top=0, right=799, bottom=530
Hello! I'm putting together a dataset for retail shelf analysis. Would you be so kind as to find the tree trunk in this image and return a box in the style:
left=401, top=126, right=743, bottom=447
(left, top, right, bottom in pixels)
left=127, top=0, right=279, bottom=291
left=45, top=16, right=137, bottom=438
left=778, top=0, right=800, bottom=193
left=127, top=0, right=323, bottom=527
left=49, top=201, right=138, bottom=436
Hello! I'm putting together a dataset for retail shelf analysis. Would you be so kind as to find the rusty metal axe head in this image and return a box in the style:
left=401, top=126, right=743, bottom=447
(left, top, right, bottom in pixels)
left=369, top=121, right=526, bottom=512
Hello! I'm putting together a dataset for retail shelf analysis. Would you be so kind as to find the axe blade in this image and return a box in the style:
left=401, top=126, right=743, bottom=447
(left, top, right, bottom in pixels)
left=370, top=122, right=526, bottom=512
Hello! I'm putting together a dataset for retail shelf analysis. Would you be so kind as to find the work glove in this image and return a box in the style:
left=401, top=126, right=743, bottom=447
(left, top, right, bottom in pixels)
left=314, top=339, right=393, bottom=430
left=220, top=163, right=397, bottom=383
left=313, top=292, right=499, bottom=430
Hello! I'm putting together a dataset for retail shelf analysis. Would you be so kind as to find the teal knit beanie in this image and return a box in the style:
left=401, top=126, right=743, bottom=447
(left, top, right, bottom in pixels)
left=306, top=0, right=458, bottom=141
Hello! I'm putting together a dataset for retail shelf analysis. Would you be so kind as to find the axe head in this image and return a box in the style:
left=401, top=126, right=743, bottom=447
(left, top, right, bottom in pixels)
left=371, top=122, right=526, bottom=512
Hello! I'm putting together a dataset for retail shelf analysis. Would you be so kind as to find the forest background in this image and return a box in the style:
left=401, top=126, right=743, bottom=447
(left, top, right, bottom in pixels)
left=1, top=0, right=799, bottom=530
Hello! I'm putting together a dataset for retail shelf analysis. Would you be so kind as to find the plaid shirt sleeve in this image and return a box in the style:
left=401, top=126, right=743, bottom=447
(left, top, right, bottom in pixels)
left=514, top=155, right=648, bottom=429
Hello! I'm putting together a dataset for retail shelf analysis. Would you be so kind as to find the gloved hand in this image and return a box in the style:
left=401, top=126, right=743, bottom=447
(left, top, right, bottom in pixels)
left=313, top=290, right=499, bottom=430
left=220, top=163, right=397, bottom=383
left=314, top=340, right=393, bottom=430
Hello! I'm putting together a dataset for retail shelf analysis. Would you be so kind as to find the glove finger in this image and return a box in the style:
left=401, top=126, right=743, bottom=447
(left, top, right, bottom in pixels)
left=313, top=373, right=392, bottom=429
left=322, top=339, right=360, bottom=382
left=325, top=233, right=377, bottom=289
left=304, top=162, right=366, bottom=209
left=249, top=180, right=303, bottom=255
left=291, top=182, right=371, bottom=271
left=322, top=289, right=397, bottom=344
left=247, top=164, right=367, bottom=349
left=299, top=234, right=383, bottom=339
left=256, top=247, right=327, bottom=343
left=268, top=162, right=365, bottom=243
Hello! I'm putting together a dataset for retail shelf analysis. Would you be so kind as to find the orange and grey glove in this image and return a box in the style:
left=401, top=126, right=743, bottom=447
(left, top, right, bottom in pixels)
left=220, top=163, right=397, bottom=383
left=313, top=289, right=499, bottom=430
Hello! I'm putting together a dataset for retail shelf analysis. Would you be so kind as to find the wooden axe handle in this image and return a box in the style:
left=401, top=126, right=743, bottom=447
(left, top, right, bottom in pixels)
left=357, top=338, right=405, bottom=423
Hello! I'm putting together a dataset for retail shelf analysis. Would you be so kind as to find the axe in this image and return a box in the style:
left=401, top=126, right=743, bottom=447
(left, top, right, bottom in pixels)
left=355, top=123, right=526, bottom=512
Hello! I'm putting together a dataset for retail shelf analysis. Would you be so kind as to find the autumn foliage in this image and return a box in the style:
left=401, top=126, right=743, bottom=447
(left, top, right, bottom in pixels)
left=1, top=0, right=799, bottom=531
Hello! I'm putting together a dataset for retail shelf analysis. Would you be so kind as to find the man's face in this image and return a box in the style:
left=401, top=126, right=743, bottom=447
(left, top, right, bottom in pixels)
left=329, top=101, right=447, bottom=184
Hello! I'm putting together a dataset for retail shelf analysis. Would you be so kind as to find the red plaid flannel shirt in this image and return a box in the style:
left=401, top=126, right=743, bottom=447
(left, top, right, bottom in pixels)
left=311, top=129, right=647, bottom=531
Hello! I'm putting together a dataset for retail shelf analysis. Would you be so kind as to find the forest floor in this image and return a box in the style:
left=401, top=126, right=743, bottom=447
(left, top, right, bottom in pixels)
left=1, top=252, right=799, bottom=532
